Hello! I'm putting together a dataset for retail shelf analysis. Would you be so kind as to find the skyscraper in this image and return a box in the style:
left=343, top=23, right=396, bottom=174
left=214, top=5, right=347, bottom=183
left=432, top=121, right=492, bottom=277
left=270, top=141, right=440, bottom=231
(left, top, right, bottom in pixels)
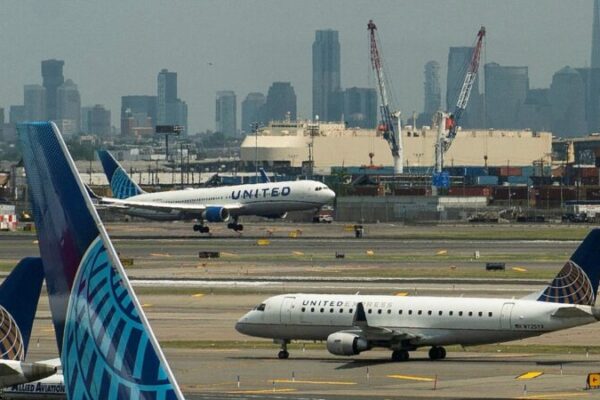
left=157, top=69, right=187, bottom=134
left=549, top=66, right=587, bottom=137
left=241, top=92, right=266, bottom=133
left=56, top=79, right=81, bottom=135
left=446, top=47, right=481, bottom=128
left=264, top=82, right=297, bottom=123
left=484, top=63, right=529, bottom=129
left=312, top=30, right=341, bottom=121
left=593, top=0, right=600, bottom=69
left=343, top=87, right=377, bottom=129
left=423, top=61, right=441, bottom=119
left=41, top=59, right=64, bottom=120
left=215, top=91, right=237, bottom=138
left=23, top=84, right=46, bottom=121
left=84, top=105, right=111, bottom=136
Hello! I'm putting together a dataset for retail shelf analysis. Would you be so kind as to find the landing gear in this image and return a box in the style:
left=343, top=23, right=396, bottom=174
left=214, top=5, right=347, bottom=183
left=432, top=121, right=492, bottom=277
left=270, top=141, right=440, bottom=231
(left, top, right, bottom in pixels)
left=276, top=339, right=289, bottom=359
left=428, top=346, right=446, bottom=360
left=193, top=224, right=210, bottom=234
left=391, top=349, right=409, bottom=362
left=227, top=217, right=243, bottom=232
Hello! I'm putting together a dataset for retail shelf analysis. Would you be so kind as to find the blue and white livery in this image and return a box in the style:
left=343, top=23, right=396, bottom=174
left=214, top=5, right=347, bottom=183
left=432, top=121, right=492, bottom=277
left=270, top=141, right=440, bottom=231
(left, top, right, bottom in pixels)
left=18, top=122, right=184, bottom=399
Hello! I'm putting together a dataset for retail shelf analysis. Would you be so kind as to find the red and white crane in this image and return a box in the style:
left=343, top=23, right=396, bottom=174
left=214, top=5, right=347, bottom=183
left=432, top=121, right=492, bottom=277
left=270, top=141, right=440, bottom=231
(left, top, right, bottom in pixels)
left=368, top=20, right=403, bottom=174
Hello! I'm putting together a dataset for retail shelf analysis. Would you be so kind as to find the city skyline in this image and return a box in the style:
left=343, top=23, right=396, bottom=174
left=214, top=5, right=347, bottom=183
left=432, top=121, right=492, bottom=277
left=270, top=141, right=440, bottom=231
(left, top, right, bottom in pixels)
left=0, top=1, right=596, bottom=134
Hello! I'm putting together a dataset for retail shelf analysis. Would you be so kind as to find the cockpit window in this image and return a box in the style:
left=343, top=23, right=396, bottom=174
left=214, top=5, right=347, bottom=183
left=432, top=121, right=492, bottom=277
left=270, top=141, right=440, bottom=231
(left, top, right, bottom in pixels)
left=255, top=303, right=266, bottom=311
left=315, top=187, right=321, bottom=191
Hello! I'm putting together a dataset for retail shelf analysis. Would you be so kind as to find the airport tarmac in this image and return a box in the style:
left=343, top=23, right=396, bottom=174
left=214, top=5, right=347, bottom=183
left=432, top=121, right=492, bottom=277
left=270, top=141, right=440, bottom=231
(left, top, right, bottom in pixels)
left=3, top=221, right=600, bottom=399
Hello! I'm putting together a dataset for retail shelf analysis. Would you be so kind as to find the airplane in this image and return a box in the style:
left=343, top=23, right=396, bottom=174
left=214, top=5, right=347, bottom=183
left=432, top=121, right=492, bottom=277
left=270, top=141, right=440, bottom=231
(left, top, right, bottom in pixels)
left=17, top=122, right=184, bottom=399
left=96, top=149, right=335, bottom=233
left=236, top=231, right=600, bottom=361
left=0, top=258, right=57, bottom=389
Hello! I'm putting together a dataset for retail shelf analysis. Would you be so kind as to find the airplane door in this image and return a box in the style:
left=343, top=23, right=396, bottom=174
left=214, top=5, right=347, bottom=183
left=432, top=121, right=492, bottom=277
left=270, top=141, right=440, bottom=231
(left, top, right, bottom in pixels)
left=280, top=297, right=295, bottom=324
left=500, top=302, right=514, bottom=330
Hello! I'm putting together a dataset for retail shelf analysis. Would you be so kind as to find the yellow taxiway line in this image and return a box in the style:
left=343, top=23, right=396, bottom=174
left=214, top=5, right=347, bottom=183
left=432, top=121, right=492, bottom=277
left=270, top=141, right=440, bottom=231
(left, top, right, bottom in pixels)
left=516, top=371, right=544, bottom=380
left=516, top=392, right=589, bottom=399
left=270, top=379, right=356, bottom=385
left=226, top=389, right=296, bottom=394
left=387, top=374, right=435, bottom=382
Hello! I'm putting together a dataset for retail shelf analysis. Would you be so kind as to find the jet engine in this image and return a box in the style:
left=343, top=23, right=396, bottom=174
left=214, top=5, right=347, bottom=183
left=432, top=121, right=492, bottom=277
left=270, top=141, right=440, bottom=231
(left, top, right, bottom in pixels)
left=326, top=332, right=369, bottom=356
left=202, top=207, right=230, bottom=222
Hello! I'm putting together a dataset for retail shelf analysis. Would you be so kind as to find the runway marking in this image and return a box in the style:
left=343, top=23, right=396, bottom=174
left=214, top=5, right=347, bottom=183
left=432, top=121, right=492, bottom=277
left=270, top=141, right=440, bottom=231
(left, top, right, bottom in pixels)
left=516, top=371, right=543, bottom=380
left=516, top=392, right=589, bottom=399
left=292, top=251, right=304, bottom=256
left=150, top=253, right=170, bottom=257
left=142, top=303, right=153, bottom=308
left=436, top=249, right=448, bottom=255
left=366, top=250, right=375, bottom=256
left=270, top=379, right=356, bottom=386
left=387, top=374, right=435, bottom=382
left=192, top=293, right=204, bottom=298
left=257, top=239, right=270, bottom=246
left=395, top=292, right=409, bottom=296
left=512, top=267, right=528, bottom=272
left=226, top=389, right=297, bottom=394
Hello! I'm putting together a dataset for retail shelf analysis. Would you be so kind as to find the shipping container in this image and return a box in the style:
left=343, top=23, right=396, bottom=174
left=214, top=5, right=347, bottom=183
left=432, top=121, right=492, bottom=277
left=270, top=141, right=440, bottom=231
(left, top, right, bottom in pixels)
left=507, top=176, right=532, bottom=185
left=448, top=187, right=491, bottom=197
left=499, top=166, right=522, bottom=177
left=474, top=176, right=498, bottom=185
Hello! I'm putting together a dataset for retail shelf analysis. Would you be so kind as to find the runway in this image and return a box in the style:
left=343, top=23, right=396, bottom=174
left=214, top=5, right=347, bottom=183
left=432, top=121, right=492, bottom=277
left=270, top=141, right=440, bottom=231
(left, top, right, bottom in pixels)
left=2, top=221, right=599, bottom=399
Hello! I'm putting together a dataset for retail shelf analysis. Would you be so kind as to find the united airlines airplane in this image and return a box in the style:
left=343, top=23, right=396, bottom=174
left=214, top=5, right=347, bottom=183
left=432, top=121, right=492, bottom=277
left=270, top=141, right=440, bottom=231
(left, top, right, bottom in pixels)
left=97, top=150, right=335, bottom=233
left=237, top=232, right=600, bottom=361
left=18, top=122, right=184, bottom=399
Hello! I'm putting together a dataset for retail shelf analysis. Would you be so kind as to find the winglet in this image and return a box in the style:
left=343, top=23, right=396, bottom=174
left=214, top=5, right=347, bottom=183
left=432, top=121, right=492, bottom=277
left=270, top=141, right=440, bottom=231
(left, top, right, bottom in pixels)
left=97, top=149, right=145, bottom=199
left=18, top=122, right=183, bottom=399
left=259, top=168, right=270, bottom=183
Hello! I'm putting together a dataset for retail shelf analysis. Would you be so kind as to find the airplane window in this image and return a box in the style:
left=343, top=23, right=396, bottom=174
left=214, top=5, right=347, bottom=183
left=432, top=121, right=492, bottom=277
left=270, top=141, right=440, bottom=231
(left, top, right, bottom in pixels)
left=301, top=307, right=305, bottom=312
left=256, top=304, right=266, bottom=311
left=387, top=310, right=391, bottom=314
left=368, top=309, right=372, bottom=314
left=349, top=309, right=353, bottom=313
left=377, top=309, right=382, bottom=314
left=418, top=310, right=422, bottom=315
left=488, top=312, right=493, bottom=317
left=459, top=311, right=463, bottom=316
left=311, top=307, right=315, bottom=312
left=320, top=308, right=324, bottom=313
left=330, top=308, right=334, bottom=313
left=468, top=312, right=473, bottom=317
left=449, top=311, right=454, bottom=316
left=478, top=312, right=483, bottom=317
left=339, top=308, right=344, bottom=313
left=399, top=310, right=403, bottom=315
left=408, top=310, right=413, bottom=315
left=438, top=311, right=443, bottom=316
left=428, top=310, right=432, bottom=315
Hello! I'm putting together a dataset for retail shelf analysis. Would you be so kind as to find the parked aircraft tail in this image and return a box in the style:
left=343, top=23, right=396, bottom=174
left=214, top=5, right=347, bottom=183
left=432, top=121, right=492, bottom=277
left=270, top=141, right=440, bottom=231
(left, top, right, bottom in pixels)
left=98, top=149, right=145, bottom=199
left=18, top=122, right=182, bottom=399
left=537, top=228, right=600, bottom=305
left=0, top=257, right=44, bottom=360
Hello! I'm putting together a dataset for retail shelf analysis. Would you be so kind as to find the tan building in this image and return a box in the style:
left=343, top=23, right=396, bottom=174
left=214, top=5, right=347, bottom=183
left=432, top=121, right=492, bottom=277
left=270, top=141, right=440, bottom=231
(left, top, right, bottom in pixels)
left=240, top=121, right=553, bottom=172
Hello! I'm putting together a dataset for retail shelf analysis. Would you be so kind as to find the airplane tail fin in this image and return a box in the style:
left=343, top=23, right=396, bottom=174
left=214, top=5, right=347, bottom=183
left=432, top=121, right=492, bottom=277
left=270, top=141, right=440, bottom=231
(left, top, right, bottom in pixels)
left=97, top=149, right=145, bottom=199
left=537, top=229, right=600, bottom=305
left=18, top=122, right=182, bottom=399
left=0, top=257, right=44, bottom=360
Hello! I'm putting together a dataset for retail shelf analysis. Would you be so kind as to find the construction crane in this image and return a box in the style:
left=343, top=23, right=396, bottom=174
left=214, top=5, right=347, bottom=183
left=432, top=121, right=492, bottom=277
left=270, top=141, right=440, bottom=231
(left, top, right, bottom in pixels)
left=444, top=26, right=486, bottom=152
left=368, top=19, right=403, bottom=174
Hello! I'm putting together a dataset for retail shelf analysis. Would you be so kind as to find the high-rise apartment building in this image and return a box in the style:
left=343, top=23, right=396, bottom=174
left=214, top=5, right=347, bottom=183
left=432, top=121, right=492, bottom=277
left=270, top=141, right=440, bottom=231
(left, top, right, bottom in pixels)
left=241, top=92, right=266, bottom=133
left=56, top=79, right=81, bottom=135
left=41, top=59, right=64, bottom=120
left=24, top=84, right=46, bottom=121
left=312, top=30, right=341, bottom=121
left=484, top=63, right=529, bottom=129
left=215, top=91, right=237, bottom=138
left=343, top=87, right=377, bottom=129
left=446, top=47, right=481, bottom=128
left=264, top=82, right=297, bottom=123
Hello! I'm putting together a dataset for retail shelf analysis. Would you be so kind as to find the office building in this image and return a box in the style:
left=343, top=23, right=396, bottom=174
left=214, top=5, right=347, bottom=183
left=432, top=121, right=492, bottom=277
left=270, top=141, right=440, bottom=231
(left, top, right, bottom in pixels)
left=549, top=66, right=587, bottom=137
left=56, top=79, right=81, bottom=135
left=446, top=47, right=482, bottom=128
left=313, top=30, right=341, bottom=121
left=215, top=91, right=237, bottom=138
left=9, top=106, right=25, bottom=125
left=343, top=87, right=377, bottom=129
left=264, top=82, right=296, bottom=123
left=241, top=92, right=266, bottom=134
left=121, top=95, right=157, bottom=128
left=517, top=89, right=552, bottom=132
left=41, top=59, right=64, bottom=120
left=157, top=69, right=187, bottom=134
left=484, top=63, right=529, bottom=129
left=23, top=84, right=46, bottom=121
left=424, top=61, right=441, bottom=117
left=83, top=105, right=111, bottom=136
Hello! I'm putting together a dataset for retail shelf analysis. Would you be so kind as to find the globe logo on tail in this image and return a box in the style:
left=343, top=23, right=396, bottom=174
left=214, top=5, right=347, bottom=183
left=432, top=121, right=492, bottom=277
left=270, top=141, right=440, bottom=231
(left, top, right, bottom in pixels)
left=538, top=260, right=595, bottom=305
left=0, top=306, right=24, bottom=361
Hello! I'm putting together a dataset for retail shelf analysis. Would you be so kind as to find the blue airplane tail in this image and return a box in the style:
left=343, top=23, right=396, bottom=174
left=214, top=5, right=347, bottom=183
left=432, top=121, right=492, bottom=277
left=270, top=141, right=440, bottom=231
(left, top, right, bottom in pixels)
left=0, top=257, right=44, bottom=360
left=537, top=228, right=600, bottom=305
left=97, top=149, right=145, bottom=199
left=18, top=122, right=182, bottom=399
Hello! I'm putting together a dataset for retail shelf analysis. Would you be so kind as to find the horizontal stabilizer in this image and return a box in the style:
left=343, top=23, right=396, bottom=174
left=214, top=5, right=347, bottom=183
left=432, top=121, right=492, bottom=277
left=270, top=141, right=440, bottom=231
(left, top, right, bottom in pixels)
left=551, top=307, right=593, bottom=319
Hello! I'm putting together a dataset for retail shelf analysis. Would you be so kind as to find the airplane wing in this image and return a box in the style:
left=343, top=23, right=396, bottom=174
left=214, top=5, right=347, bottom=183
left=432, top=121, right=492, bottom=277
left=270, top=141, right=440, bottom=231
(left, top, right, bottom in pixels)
left=348, top=302, right=419, bottom=342
left=97, top=196, right=244, bottom=214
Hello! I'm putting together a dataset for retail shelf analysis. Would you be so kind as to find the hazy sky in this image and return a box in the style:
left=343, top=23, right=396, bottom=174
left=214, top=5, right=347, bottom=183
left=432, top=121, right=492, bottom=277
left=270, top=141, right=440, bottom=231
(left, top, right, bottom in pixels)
left=0, top=1, right=595, bottom=134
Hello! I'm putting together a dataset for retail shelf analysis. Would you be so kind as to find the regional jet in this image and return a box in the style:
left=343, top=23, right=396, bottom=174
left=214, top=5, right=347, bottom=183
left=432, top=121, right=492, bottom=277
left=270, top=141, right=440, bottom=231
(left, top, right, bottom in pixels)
left=96, top=150, right=335, bottom=233
left=18, top=122, right=184, bottom=399
left=237, top=232, right=600, bottom=361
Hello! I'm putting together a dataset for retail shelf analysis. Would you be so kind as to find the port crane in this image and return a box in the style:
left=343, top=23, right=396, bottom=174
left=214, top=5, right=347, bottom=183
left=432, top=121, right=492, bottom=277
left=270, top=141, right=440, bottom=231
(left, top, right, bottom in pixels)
left=436, top=26, right=486, bottom=173
left=368, top=19, right=403, bottom=174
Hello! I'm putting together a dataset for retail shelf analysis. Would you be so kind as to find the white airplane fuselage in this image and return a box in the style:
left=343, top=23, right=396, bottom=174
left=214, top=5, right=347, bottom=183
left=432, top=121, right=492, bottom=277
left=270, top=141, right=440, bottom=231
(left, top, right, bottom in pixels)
left=121, top=180, right=335, bottom=221
left=236, top=294, right=598, bottom=349
left=2, top=373, right=65, bottom=399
